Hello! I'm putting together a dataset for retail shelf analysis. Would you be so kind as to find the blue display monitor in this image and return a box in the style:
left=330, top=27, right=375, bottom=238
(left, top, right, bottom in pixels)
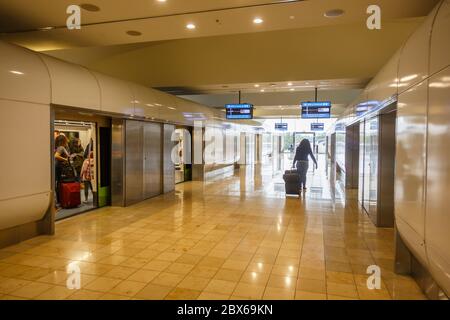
left=301, top=101, right=331, bottom=119
left=225, top=104, right=254, bottom=119
left=275, top=123, right=288, bottom=131
left=311, top=123, right=324, bottom=131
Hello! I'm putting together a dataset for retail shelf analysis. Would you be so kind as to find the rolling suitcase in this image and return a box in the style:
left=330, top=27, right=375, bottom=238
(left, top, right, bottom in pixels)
left=59, top=182, right=81, bottom=209
left=283, top=169, right=299, bottom=196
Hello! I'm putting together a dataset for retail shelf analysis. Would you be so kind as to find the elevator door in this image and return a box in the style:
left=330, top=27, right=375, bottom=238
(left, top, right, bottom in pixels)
left=143, top=123, right=162, bottom=199
left=125, top=121, right=143, bottom=205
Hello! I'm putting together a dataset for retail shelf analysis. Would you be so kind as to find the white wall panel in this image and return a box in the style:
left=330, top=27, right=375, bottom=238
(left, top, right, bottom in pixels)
left=397, top=5, right=439, bottom=93
left=41, top=55, right=100, bottom=110
left=395, top=81, right=428, bottom=264
left=0, top=42, right=50, bottom=104
left=0, top=100, right=51, bottom=228
left=366, top=49, right=402, bottom=103
left=92, top=72, right=134, bottom=116
left=430, top=0, right=450, bottom=74
left=425, top=67, right=450, bottom=295
left=130, top=84, right=158, bottom=118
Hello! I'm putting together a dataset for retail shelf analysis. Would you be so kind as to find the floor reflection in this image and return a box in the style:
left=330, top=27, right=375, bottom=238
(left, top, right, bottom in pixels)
left=0, top=154, right=427, bottom=300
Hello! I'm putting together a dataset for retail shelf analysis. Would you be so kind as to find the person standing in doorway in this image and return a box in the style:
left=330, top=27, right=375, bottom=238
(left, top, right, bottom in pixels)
left=69, top=138, right=84, bottom=181
left=292, top=139, right=318, bottom=193
left=80, top=151, right=95, bottom=204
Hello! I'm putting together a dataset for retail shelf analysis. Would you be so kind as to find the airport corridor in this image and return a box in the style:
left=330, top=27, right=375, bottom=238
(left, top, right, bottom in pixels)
left=0, top=161, right=426, bottom=300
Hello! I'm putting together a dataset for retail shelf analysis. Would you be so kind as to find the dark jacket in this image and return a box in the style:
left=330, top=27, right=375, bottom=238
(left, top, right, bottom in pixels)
left=293, top=143, right=317, bottom=167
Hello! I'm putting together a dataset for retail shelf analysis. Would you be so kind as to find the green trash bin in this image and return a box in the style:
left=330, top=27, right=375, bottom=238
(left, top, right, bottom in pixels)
left=98, top=186, right=110, bottom=208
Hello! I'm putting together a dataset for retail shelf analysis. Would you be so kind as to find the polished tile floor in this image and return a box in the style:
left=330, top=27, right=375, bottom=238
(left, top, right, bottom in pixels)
left=0, top=156, right=426, bottom=300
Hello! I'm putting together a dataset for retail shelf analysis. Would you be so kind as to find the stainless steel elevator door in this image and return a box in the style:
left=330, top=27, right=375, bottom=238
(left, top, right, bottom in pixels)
left=143, top=123, right=162, bottom=199
left=125, top=120, right=143, bottom=206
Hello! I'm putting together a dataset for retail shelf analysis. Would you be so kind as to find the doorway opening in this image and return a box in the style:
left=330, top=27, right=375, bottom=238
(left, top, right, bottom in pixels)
left=53, top=112, right=111, bottom=220
left=174, top=126, right=192, bottom=184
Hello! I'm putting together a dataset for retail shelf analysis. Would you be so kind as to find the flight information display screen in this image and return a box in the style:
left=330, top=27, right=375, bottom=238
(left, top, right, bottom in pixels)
left=275, top=123, right=288, bottom=131
left=225, top=104, right=254, bottom=119
left=311, top=123, right=324, bottom=131
left=301, top=101, right=331, bottom=119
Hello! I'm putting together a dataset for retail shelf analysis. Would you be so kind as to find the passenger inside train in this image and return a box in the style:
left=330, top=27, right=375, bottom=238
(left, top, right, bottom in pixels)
left=0, top=0, right=448, bottom=308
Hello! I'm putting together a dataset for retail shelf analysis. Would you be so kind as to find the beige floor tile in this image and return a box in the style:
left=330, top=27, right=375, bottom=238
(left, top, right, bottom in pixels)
left=100, top=293, right=131, bottom=300
left=232, top=283, right=265, bottom=299
left=142, top=260, right=171, bottom=272
left=198, top=292, right=229, bottom=300
left=97, top=255, right=129, bottom=266
left=213, top=269, right=244, bottom=282
left=127, top=269, right=160, bottom=283
left=135, top=283, right=173, bottom=300
left=109, top=280, right=147, bottom=297
left=222, top=260, right=249, bottom=271
left=189, top=266, right=219, bottom=279
left=151, top=272, right=185, bottom=287
left=357, top=286, right=392, bottom=300
left=85, top=277, right=122, bottom=292
left=327, top=294, right=356, bottom=300
left=295, top=290, right=327, bottom=300
left=267, top=274, right=297, bottom=290
left=0, top=160, right=428, bottom=301
left=165, top=262, right=195, bottom=275
left=10, top=282, right=53, bottom=299
left=35, top=286, right=74, bottom=300
left=296, top=278, right=326, bottom=294
left=326, top=282, right=359, bottom=299
left=239, top=271, right=270, bottom=286
left=165, top=288, right=201, bottom=300
left=263, top=287, right=295, bottom=300
left=175, top=254, right=204, bottom=265
left=0, top=277, right=32, bottom=294
left=104, top=266, right=138, bottom=280
left=204, top=279, right=237, bottom=295
left=177, top=276, right=211, bottom=291
left=326, top=271, right=355, bottom=285
left=67, top=289, right=104, bottom=300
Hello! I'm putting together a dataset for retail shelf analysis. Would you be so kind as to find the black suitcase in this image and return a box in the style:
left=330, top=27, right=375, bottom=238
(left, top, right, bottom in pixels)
left=283, top=170, right=299, bottom=196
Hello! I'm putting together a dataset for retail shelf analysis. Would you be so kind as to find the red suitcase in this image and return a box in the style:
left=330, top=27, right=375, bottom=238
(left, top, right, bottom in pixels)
left=59, top=182, right=81, bottom=209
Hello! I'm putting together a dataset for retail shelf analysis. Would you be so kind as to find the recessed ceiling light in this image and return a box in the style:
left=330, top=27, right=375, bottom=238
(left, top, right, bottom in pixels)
left=253, top=18, right=264, bottom=24
left=186, top=23, right=196, bottom=30
left=260, top=89, right=265, bottom=92
left=10, top=70, right=24, bottom=75
left=288, top=82, right=293, bottom=86
left=126, top=30, right=142, bottom=36
left=80, top=3, right=101, bottom=12
left=157, top=0, right=166, bottom=2
left=324, top=9, right=345, bottom=18
left=254, top=84, right=260, bottom=88
left=290, top=88, right=295, bottom=91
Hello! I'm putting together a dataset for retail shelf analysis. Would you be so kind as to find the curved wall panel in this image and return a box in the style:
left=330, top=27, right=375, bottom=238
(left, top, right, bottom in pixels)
left=0, top=42, right=50, bottom=104
left=425, top=66, right=450, bottom=296
left=92, top=72, right=134, bottom=116
left=130, top=83, right=159, bottom=119
left=430, top=0, right=450, bottom=74
left=0, top=193, right=51, bottom=230
left=366, top=49, right=401, bottom=104
left=397, top=5, right=439, bottom=94
left=395, top=80, right=429, bottom=265
left=41, top=55, right=101, bottom=110
left=0, top=99, right=51, bottom=229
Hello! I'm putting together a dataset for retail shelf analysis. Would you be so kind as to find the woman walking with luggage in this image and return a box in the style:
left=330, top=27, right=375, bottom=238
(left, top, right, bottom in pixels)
left=292, top=139, right=318, bottom=193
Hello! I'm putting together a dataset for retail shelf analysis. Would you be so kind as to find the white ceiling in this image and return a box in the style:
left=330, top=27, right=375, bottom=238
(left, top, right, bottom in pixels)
left=0, top=0, right=439, bottom=51
left=0, top=0, right=439, bottom=118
